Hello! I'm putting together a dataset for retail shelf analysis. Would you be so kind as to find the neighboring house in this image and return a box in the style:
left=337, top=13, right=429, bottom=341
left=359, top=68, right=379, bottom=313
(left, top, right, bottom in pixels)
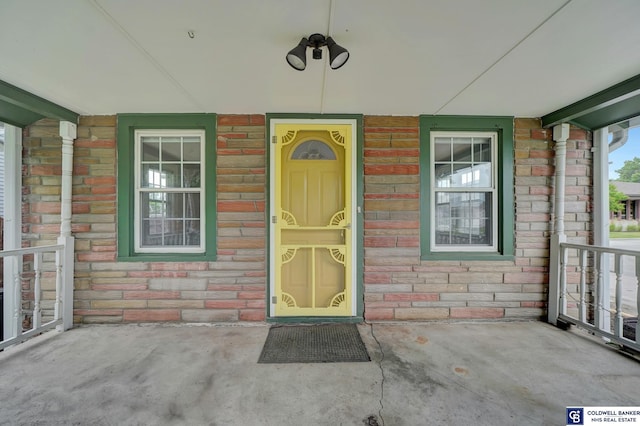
left=610, top=181, right=640, bottom=220
left=0, top=1, right=639, bottom=329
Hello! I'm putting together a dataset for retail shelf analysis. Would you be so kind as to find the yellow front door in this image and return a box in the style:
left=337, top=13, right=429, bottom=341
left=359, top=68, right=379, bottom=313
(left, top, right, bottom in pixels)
left=272, top=122, right=354, bottom=316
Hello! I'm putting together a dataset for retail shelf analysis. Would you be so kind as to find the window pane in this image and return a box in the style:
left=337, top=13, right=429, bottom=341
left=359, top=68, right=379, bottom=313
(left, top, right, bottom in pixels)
left=141, top=139, right=159, bottom=161
left=434, top=163, right=452, bottom=187
left=163, top=220, right=184, bottom=246
left=162, top=141, right=181, bottom=161
left=451, top=163, right=471, bottom=187
left=183, top=141, right=201, bottom=162
left=471, top=163, right=492, bottom=187
left=434, top=138, right=451, bottom=161
left=141, top=164, right=162, bottom=188
left=185, top=220, right=201, bottom=245
left=434, top=192, right=492, bottom=246
left=162, top=164, right=181, bottom=187
left=141, top=192, right=166, bottom=219
left=473, top=138, right=491, bottom=162
left=141, top=219, right=164, bottom=246
left=183, top=164, right=201, bottom=188
left=452, top=137, right=472, bottom=161
left=184, top=193, right=200, bottom=218
left=166, top=193, right=184, bottom=218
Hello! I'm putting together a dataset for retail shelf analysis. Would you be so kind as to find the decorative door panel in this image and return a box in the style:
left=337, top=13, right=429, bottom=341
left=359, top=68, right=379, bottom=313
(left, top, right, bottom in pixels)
left=273, top=124, right=353, bottom=316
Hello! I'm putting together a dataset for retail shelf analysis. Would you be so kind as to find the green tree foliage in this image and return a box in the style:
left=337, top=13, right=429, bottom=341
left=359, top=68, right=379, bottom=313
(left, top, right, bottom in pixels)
left=615, top=157, right=640, bottom=182
left=609, top=183, right=628, bottom=214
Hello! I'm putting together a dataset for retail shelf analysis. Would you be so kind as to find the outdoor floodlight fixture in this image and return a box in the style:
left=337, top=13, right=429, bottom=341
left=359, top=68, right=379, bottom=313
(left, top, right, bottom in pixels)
left=286, top=33, right=350, bottom=71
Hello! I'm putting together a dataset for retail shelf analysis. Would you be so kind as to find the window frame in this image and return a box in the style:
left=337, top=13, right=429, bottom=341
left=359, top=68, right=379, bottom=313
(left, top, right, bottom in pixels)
left=117, top=113, right=216, bottom=261
left=430, top=131, right=498, bottom=252
left=420, top=116, right=514, bottom=260
left=134, top=129, right=206, bottom=254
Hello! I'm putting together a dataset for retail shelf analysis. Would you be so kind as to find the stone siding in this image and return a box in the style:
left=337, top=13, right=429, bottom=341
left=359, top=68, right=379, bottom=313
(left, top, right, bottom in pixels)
left=21, top=115, right=592, bottom=323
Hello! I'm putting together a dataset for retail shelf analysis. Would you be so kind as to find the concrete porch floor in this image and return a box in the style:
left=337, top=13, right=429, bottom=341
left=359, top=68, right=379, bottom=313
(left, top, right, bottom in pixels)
left=0, top=321, right=638, bottom=425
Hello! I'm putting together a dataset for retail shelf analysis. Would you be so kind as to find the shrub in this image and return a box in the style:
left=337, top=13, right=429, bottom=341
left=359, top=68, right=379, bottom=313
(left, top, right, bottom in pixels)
left=627, top=224, right=639, bottom=232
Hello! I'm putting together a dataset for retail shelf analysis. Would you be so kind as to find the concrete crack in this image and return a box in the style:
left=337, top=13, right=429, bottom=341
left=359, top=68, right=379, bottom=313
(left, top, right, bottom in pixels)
left=367, top=321, right=385, bottom=426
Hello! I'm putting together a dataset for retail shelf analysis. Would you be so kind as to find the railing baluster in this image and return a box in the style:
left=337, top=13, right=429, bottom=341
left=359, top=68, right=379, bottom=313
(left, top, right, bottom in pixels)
left=636, top=255, right=640, bottom=345
left=595, top=251, right=605, bottom=330
left=614, top=254, right=623, bottom=338
left=54, top=247, right=63, bottom=322
left=33, top=252, right=43, bottom=330
left=12, top=257, right=21, bottom=339
left=559, top=245, right=568, bottom=316
left=579, top=249, right=587, bottom=322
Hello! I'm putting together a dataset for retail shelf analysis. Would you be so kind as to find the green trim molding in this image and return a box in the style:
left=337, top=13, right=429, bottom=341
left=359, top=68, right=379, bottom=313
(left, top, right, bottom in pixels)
left=0, top=79, right=78, bottom=127
left=116, top=113, right=217, bottom=262
left=265, top=113, right=365, bottom=321
left=542, top=73, right=640, bottom=130
left=419, top=115, right=515, bottom=261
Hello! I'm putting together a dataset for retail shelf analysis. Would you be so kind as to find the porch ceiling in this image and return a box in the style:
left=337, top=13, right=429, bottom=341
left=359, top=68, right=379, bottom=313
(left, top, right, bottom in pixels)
left=1, top=0, right=640, bottom=119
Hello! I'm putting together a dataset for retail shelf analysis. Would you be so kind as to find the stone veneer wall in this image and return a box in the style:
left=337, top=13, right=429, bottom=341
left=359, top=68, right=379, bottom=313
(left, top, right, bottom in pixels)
left=21, top=116, right=592, bottom=323
left=360, top=117, right=591, bottom=320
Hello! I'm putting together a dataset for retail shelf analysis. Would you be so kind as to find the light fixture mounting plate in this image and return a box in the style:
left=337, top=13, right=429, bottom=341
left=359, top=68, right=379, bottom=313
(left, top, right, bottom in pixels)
left=308, top=33, right=327, bottom=48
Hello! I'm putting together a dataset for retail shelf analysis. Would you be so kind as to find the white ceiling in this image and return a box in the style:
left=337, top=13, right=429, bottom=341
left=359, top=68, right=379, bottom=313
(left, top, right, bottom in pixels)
left=1, top=0, right=640, bottom=118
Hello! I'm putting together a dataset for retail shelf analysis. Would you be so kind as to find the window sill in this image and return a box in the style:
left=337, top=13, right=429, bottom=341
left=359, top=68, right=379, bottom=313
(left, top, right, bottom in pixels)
left=117, top=253, right=214, bottom=262
left=421, top=252, right=515, bottom=261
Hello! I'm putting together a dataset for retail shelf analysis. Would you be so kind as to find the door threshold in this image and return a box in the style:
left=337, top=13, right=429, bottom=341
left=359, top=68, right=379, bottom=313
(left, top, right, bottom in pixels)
left=266, top=316, right=363, bottom=324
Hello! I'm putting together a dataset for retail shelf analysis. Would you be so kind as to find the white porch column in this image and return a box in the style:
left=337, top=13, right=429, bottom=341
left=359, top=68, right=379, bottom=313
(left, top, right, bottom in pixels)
left=3, top=124, right=23, bottom=340
left=593, top=128, right=611, bottom=330
left=553, top=124, right=570, bottom=235
left=59, top=121, right=76, bottom=238
left=593, top=129, right=610, bottom=248
left=57, top=121, right=76, bottom=331
left=548, top=123, right=570, bottom=324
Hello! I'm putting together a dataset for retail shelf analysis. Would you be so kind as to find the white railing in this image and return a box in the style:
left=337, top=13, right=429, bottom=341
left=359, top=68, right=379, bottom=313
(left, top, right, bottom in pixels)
left=0, top=243, right=70, bottom=351
left=550, top=241, right=640, bottom=352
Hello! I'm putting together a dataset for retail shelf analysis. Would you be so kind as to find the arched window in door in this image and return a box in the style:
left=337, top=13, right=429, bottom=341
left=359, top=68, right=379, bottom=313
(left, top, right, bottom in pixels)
left=291, top=140, right=336, bottom=160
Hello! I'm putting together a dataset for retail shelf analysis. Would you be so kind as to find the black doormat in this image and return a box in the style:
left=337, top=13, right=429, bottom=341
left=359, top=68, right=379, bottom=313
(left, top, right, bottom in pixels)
left=258, top=323, right=370, bottom=363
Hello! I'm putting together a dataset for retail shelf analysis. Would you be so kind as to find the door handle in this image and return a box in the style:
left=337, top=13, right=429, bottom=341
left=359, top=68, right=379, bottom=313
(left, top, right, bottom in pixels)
left=341, top=223, right=351, bottom=243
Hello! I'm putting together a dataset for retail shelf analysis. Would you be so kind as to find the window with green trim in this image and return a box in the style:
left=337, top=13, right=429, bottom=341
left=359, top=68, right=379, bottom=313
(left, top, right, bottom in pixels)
left=117, top=114, right=216, bottom=261
left=420, top=116, right=514, bottom=260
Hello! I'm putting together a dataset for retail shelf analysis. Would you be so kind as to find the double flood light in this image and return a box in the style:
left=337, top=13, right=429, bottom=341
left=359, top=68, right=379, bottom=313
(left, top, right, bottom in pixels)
left=286, top=33, right=349, bottom=71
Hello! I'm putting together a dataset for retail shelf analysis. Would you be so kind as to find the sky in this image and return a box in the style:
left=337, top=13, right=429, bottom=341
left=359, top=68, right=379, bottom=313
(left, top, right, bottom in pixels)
left=609, top=126, right=640, bottom=180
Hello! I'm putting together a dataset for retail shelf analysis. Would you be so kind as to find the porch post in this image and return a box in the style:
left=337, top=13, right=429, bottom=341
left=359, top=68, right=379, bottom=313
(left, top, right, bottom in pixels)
left=548, top=123, right=569, bottom=325
left=3, top=124, right=22, bottom=341
left=593, top=128, right=610, bottom=329
left=57, top=121, right=76, bottom=331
